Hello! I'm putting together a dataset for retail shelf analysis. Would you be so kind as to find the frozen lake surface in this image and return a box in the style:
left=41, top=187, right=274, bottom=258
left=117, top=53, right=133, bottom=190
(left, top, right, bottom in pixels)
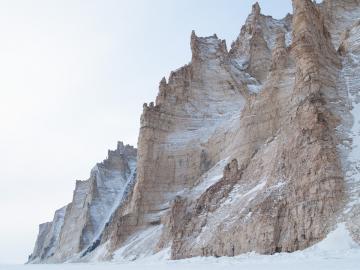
left=1, top=252, right=360, bottom=270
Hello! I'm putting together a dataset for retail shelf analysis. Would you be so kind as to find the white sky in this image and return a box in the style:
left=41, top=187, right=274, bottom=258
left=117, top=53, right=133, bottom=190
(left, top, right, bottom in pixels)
left=0, top=0, right=292, bottom=264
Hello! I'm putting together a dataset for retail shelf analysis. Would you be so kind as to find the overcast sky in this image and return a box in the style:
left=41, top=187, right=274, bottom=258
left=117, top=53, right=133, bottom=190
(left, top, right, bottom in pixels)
left=0, top=0, right=292, bottom=264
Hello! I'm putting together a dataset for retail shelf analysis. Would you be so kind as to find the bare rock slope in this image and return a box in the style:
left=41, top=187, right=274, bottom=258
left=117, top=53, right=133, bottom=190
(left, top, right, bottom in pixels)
left=29, top=0, right=360, bottom=263
left=28, top=142, right=137, bottom=263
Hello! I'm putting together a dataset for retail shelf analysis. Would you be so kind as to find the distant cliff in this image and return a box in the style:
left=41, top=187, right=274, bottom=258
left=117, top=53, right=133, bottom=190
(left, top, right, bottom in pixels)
left=28, top=142, right=136, bottom=263
left=29, top=0, right=360, bottom=263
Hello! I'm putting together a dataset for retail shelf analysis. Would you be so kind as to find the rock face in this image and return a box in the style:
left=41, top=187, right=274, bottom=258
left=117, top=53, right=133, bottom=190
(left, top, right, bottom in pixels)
left=28, top=142, right=137, bottom=263
left=29, top=0, right=360, bottom=263
left=170, top=0, right=345, bottom=258
left=29, top=206, right=67, bottom=262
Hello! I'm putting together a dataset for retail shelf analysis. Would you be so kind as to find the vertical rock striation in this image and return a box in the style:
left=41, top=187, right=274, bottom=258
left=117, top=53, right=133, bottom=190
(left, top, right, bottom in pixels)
left=30, top=0, right=360, bottom=263
left=28, top=206, right=67, bottom=263
left=169, top=0, right=345, bottom=258
left=28, top=142, right=137, bottom=263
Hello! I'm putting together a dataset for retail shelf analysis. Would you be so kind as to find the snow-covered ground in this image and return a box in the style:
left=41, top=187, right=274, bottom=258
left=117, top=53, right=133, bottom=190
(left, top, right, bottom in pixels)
left=2, top=223, right=360, bottom=270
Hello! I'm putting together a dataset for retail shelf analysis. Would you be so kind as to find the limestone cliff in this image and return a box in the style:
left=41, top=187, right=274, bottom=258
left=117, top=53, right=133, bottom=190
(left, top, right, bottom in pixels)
left=29, top=0, right=360, bottom=263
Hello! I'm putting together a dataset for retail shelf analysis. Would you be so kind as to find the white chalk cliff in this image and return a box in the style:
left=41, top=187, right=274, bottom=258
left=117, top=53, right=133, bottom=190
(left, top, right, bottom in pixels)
left=28, top=0, right=360, bottom=263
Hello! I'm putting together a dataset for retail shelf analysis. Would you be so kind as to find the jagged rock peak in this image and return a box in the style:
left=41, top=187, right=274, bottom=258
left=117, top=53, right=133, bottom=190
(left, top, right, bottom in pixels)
left=142, top=101, right=158, bottom=112
left=245, top=2, right=264, bottom=35
left=116, top=141, right=136, bottom=155
left=154, top=77, right=168, bottom=106
left=107, top=141, right=136, bottom=157
left=190, top=30, right=228, bottom=62
left=252, top=2, right=261, bottom=16
left=101, top=142, right=137, bottom=170
left=29, top=0, right=360, bottom=264
left=159, top=76, right=167, bottom=87
left=229, top=1, right=292, bottom=83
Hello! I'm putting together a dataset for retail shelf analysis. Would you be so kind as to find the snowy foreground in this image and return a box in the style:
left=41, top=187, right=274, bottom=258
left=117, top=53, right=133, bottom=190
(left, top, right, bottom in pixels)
left=2, top=224, right=360, bottom=270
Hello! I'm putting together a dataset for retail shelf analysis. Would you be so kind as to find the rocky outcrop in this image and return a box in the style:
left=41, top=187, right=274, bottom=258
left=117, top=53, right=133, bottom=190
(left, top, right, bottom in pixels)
left=28, top=142, right=137, bottom=263
left=30, top=0, right=360, bottom=263
left=229, top=2, right=292, bottom=83
left=168, top=0, right=346, bottom=258
left=98, top=0, right=350, bottom=260
left=28, top=206, right=67, bottom=263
